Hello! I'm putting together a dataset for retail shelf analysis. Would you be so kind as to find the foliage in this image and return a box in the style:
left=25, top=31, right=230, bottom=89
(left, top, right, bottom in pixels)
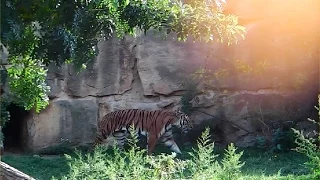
left=255, top=128, right=297, bottom=153
left=52, top=125, right=181, bottom=180
left=221, top=143, right=245, bottom=179
left=7, top=55, right=50, bottom=113
left=185, top=127, right=221, bottom=179
left=0, top=98, right=11, bottom=128
left=54, top=127, right=246, bottom=180
left=186, top=128, right=244, bottom=180
left=292, top=94, right=320, bottom=179
left=148, top=153, right=186, bottom=179
left=191, top=59, right=269, bottom=88
left=2, top=146, right=313, bottom=180
left=1, top=0, right=245, bottom=113
left=0, top=97, right=11, bottom=143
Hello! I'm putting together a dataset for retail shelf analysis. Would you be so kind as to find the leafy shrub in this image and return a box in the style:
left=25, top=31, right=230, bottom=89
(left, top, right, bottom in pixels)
left=292, top=94, right=320, bottom=179
left=0, top=97, right=11, bottom=148
left=186, top=128, right=244, bottom=180
left=7, top=54, right=50, bottom=113
left=255, top=128, right=297, bottom=153
left=54, top=127, right=245, bottom=180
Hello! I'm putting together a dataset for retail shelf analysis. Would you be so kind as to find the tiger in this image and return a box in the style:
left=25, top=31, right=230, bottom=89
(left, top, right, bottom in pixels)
left=92, top=109, right=193, bottom=155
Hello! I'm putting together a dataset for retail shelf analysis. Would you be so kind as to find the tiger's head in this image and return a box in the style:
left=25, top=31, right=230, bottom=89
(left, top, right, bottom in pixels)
left=174, top=109, right=193, bottom=134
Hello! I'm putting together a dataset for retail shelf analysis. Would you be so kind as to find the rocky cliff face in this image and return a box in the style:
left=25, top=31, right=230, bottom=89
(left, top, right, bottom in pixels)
left=4, top=0, right=319, bottom=152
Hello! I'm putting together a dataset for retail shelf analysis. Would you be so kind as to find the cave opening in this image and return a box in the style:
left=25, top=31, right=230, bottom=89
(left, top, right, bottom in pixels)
left=2, top=104, right=29, bottom=153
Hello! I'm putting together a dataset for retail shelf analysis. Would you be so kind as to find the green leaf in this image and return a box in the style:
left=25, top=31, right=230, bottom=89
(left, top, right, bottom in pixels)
left=124, top=0, right=130, bottom=6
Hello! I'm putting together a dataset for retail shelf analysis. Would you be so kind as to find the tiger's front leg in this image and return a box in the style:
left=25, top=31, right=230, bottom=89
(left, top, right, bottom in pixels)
left=147, top=135, right=158, bottom=155
left=163, top=139, right=182, bottom=154
left=112, top=130, right=129, bottom=150
left=159, top=132, right=182, bottom=154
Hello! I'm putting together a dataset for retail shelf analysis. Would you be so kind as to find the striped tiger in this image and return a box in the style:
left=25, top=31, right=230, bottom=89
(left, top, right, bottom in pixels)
left=93, top=109, right=193, bottom=155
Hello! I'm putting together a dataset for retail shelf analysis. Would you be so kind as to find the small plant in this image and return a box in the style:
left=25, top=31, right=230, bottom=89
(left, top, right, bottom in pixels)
left=186, top=127, right=221, bottom=179
left=292, top=94, right=320, bottom=179
left=148, top=153, right=186, bottom=180
left=186, top=127, right=244, bottom=180
left=220, top=143, right=245, bottom=180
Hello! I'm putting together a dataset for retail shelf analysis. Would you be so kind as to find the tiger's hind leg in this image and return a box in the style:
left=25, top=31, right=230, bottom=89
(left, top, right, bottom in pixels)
left=159, top=131, right=182, bottom=154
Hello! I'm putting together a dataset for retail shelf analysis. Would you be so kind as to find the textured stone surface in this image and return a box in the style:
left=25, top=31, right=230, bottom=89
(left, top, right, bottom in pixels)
left=0, top=43, right=9, bottom=64
left=26, top=99, right=98, bottom=151
left=46, top=63, right=66, bottom=99
left=136, top=33, right=210, bottom=95
left=219, top=91, right=318, bottom=146
left=64, top=37, right=136, bottom=97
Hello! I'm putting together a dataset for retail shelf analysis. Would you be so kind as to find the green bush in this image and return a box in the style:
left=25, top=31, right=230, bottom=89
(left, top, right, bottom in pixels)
left=54, top=127, right=245, bottom=180
left=292, top=94, right=320, bottom=179
left=186, top=128, right=244, bottom=180
left=255, top=128, right=297, bottom=153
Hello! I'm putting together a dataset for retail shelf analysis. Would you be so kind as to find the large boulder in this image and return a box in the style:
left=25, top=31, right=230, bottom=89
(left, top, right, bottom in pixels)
left=135, top=33, right=210, bottom=95
left=26, top=99, right=98, bottom=151
left=47, top=37, right=137, bottom=98
left=187, top=90, right=318, bottom=147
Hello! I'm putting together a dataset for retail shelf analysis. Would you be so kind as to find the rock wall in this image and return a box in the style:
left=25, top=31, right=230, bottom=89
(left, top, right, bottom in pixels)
left=7, top=0, right=320, bottom=151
